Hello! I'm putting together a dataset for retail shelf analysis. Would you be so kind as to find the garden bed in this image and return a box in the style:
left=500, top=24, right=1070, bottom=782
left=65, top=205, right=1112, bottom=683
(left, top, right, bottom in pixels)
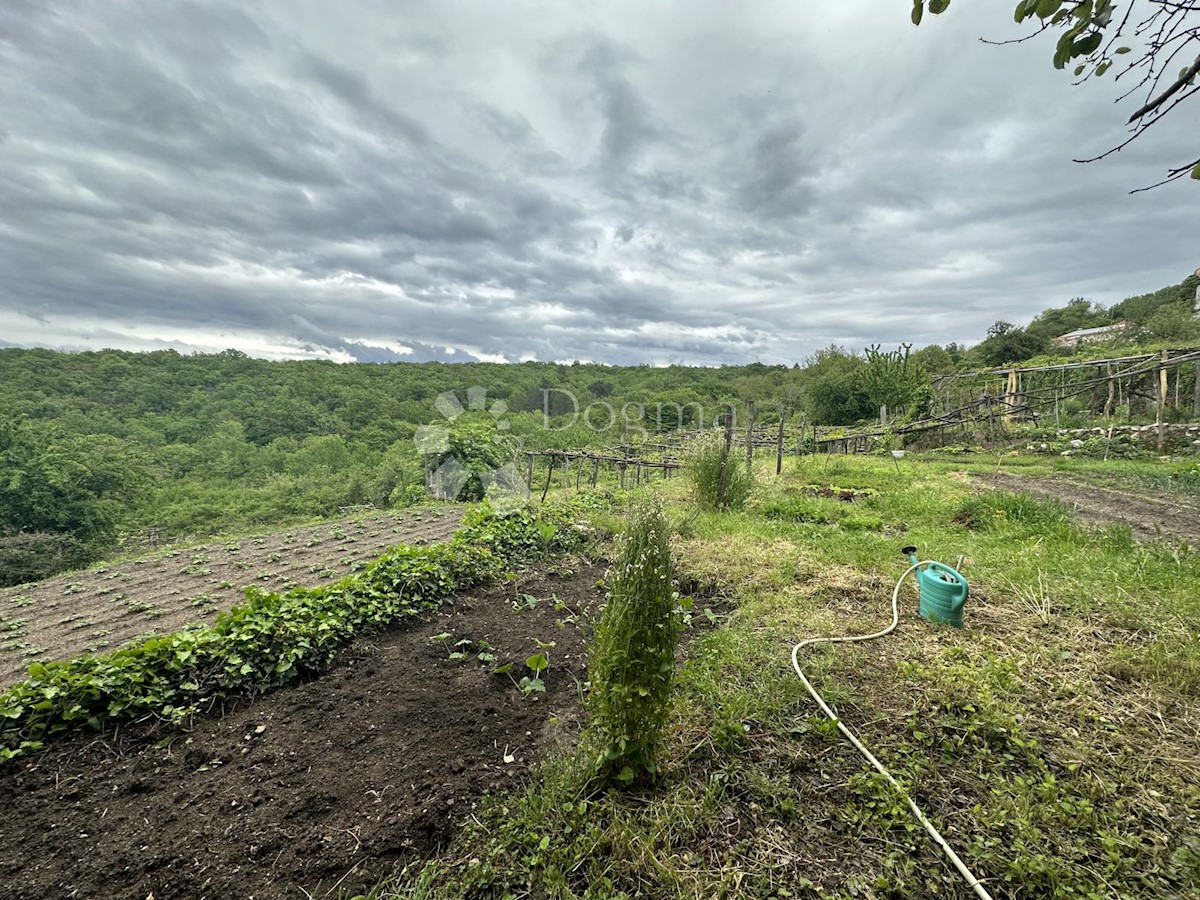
left=0, top=508, right=463, bottom=688
left=0, top=560, right=603, bottom=900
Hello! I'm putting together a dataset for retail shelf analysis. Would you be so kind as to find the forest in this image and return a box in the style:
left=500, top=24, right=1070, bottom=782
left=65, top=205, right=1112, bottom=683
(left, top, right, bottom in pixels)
left=1, top=273, right=1197, bottom=587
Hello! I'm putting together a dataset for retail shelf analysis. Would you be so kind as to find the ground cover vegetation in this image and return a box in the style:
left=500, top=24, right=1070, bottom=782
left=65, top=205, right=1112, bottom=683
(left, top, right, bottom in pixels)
left=374, top=452, right=1200, bottom=900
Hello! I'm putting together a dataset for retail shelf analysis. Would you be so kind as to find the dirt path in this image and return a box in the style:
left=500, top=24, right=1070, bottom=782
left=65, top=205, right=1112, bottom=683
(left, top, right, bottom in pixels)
left=0, top=561, right=602, bottom=900
left=981, top=472, right=1200, bottom=546
left=0, top=507, right=462, bottom=688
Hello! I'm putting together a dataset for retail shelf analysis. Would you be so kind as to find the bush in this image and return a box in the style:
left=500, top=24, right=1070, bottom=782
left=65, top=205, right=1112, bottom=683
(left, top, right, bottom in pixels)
left=686, top=433, right=753, bottom=511
left=587, top=499, right=680, bottom=787
left=0, top=531, right=91, bottom=587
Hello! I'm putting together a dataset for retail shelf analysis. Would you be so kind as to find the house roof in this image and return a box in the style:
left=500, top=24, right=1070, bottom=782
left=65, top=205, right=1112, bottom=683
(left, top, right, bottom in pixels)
left=1055, top=321, right=1130, bottom=340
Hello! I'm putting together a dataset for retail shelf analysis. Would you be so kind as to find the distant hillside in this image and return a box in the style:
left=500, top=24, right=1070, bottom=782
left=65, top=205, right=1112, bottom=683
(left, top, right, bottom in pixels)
left=961, top=273, right=1200, bottom=368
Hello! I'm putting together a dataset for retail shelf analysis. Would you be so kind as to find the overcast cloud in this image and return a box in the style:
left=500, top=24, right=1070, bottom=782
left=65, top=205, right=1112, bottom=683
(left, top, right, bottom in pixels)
left=0, top=0, right=1195, bottom=365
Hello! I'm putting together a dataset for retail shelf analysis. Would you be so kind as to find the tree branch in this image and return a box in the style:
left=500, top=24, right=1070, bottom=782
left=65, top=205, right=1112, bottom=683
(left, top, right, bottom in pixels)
left=1127, top=52, right=1200, bottom=122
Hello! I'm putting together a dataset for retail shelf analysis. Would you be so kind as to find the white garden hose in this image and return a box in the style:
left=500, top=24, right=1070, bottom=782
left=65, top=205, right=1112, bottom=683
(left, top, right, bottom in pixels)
left=790, top=561, right=995, bottom=900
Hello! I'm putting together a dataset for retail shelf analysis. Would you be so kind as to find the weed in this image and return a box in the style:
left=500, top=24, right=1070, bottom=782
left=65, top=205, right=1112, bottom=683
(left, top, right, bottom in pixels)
left=686, top=433, right=753, bottom=511
left=519, top=653, right=548, bottom=695
left=512, top=593, right=540, bottom=613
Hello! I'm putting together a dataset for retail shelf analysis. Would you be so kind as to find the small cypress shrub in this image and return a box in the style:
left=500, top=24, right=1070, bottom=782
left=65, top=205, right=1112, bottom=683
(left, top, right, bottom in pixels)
left=686, top=433, right=753, bottom=511
left=588, top=499, right=680, bottom=787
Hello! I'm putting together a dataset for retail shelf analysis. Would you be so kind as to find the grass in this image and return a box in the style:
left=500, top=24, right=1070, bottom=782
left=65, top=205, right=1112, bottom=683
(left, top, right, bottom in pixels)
left=369, top=455, right=1200, bottom=900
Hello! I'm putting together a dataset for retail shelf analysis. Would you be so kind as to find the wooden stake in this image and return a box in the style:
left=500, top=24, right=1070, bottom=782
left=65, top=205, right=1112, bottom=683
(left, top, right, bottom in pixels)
left=1103, top=363, right=1114, bottom=418
left=745, top=400, right=755, bottom=470
left=1003, top=369, right=1017, bottom=423
left=1157, top=349, right=1168, bottom=451
left=775, top=411, right=786, bottom=475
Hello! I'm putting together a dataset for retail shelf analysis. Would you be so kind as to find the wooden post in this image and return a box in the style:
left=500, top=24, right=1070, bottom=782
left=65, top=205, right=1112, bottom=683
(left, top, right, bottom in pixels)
left=1157, top=349, right=1168, bottom=451
left=618, top=460, right=627, bottom=490
left=591, top=458, right=599, bottom=488
left=716, top=403, right=735, bottom=508
left=540, top=456, right=554, bottom=502
left=1003, top=369, right=1017, bottom=423
left=745, top=400, right=755, bottom=470
left=775, top=411, right=786, bottom=475
left=1193, top=360, right=1200, bottom=417
left=525, top=453, right=534, bottom=491
left=1103, top=363, right=1114, bottom=418
left=879, top=404, right=887, bottom=426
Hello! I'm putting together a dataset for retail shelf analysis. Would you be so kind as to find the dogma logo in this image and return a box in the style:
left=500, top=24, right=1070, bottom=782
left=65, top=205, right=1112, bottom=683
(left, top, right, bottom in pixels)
left=413, top=386, right=529, bottom=510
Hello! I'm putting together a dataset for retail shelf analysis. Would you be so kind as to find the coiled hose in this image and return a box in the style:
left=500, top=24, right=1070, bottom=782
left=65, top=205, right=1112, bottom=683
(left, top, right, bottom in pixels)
left=790, top=561, right=995, bottom=900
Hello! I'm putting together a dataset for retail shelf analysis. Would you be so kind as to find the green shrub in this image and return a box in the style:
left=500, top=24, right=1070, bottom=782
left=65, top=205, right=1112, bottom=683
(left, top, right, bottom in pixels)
left=587, top=499, right=680, bottom=787
left=686, top=433, right=753, bottom=511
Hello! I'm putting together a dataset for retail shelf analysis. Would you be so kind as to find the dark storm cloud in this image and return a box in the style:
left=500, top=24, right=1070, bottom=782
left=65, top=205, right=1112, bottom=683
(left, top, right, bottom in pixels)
left=0, top=0, right=1194, bottom=366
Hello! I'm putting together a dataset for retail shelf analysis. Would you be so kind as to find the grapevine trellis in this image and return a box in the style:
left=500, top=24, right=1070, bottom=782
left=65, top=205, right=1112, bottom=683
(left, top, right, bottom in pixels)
left=523, top=448, right=683, bottom=499
left=518, top=349, right=1200, bottom=502
left=929, top=348, right=1200, bottom=451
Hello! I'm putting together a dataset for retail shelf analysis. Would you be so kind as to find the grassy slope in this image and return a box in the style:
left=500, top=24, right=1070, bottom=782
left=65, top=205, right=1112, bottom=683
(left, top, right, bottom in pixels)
left=376, top=456, right=1200, bottom=900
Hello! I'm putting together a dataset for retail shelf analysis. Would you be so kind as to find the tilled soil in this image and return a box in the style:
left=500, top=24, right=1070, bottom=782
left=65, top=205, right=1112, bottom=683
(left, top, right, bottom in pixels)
left=0, top=560, right=602, bottom=900
left=0, top=507, right=463, bottom=687
left=982, top=472, right=1200, bottom=546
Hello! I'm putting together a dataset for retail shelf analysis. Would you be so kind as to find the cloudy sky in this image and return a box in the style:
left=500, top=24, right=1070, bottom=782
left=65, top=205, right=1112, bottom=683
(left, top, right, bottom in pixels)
left=0, top=0, right=1194, bottom=365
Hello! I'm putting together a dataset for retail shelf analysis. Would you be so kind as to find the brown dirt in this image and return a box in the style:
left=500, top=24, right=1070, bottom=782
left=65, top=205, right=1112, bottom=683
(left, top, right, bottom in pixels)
left=0, top=559, right=604, bottom=900
left=0, top=507, right=463, bottom=688
left=980, top=472, right=1200, bottom=546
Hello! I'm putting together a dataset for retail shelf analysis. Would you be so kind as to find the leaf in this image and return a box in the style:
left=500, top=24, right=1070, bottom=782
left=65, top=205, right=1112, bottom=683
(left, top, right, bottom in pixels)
left=1074, top=64, right=1086, bottom=76
left=525, top=652, right=548, bottom=673
left=1115, top=46, right=1131, bottom=54
left=911, top=3, right=923, bottom=26
left=1014, top=0, right=1030, bottom=22
left=928, top=0, right=949, bottom=13
left=1074, top=31, right=1103, bottom=56
left=1035, top=0, right=1061, bottom=17
left=1191, top=163, right=1200, bottom=181
left=1096, top=61, right=1110, bottom=77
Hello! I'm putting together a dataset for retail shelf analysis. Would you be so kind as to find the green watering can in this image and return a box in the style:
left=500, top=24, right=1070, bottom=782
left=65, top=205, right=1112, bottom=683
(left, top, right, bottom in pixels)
left=901, top=546, right=968, bottom=628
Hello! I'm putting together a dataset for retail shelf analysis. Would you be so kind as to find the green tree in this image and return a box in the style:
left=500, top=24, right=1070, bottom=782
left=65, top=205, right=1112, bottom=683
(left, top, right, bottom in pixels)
left=800, top=346, right=874, bottom=425
left=973, top=321, right=1051, bottom=367
left=0, top=421, right=147, bottom=583
left=1027, top=298, right=1111, bottom=342
left=858, top=344, right=926, bottom=416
